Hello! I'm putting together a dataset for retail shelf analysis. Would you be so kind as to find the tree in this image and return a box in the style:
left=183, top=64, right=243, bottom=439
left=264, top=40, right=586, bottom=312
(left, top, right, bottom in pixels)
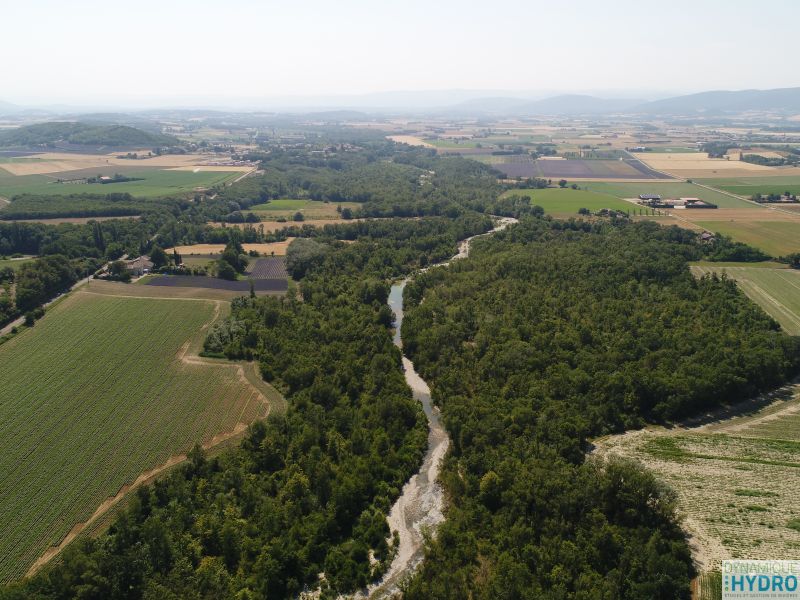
left=558, top=179, right=568, bottom=188
left=150, top=246, right=168, bottom=269
left=217, top=260, right=236, bottom=281
left=293, top=211, right=305, bottom=222
left=109, top=260, right=131, bottom=282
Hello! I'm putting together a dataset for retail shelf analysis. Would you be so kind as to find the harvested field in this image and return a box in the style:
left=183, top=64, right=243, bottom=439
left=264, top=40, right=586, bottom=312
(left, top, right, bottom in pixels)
left=634, top=152, right=800, bottom=178
left=248, top=257, right=288, bottom=279
left=594, top=383, right=800, bottom=576
left=693, top=220, right=800, bottom=257
left=0, top=152, right=222, bottom=176
left=689, top=265, right=800, bottom=335
left=387, top=135, right=434, bottom=148
left=0, top=289, right=283, bottom=581
left=168, top=241, right=294, bottom=256
left=146, top=275, right=287, bottom=294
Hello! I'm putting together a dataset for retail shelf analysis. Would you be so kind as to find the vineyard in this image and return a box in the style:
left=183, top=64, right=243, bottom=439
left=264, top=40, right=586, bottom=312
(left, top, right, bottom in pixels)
left=595, top=384, right=800, bottom=599
left=0, top=289, right=281, bottom=581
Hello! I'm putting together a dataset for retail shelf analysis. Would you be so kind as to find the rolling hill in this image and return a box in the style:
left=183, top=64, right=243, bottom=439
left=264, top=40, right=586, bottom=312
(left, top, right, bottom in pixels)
left=0, top=122, right=178, bottom=148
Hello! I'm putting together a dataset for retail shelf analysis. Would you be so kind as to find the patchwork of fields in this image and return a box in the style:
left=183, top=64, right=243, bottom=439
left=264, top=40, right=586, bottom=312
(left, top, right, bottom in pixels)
left=0, top=289, right=282, bottom=581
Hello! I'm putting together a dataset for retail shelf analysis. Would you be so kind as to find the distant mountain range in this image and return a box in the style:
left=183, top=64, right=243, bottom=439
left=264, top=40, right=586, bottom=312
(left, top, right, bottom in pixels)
left=2, top=87, right=800, bottom=119
left=0, top=122, right=177, bottom=148
left=448, top=87, right=800, bottom=117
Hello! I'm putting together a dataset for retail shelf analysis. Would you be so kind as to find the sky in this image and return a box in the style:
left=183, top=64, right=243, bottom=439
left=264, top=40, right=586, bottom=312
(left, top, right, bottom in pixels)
left=1, top=0, right=798, bottom=108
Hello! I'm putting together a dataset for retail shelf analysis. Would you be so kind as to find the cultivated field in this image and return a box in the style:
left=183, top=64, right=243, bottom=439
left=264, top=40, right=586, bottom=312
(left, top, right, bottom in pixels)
left=0, top=151, right=225, bottom=176
left=634, top=152, right=800, bottom=179
left=690, top=264, right=800, bottom=334
left=0, top=288, right=283, bottom=581
left=595, top=383, right=800, bottom=577
left=503, top=188, right=635, bottom=216
left=580, top=181, right=756, bottom=209
left=693, top=220, right=800, bottom=257
left=493, top=157, right=664, bottom=179
left=698, top=176, right=800, bottom=198
left=0, top=167, right=241, bottom=199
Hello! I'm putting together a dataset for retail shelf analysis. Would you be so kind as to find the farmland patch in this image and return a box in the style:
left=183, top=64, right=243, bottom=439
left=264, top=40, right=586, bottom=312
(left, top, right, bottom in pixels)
left=502, top=188, right=635, bottom=216
left=0, top=290, right=282, bottom=581
left=693, top=220, right=800, bottom=257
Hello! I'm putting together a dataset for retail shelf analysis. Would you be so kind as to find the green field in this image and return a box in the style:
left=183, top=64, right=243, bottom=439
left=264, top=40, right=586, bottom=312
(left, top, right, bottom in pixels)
left=694, top=220, right=800, bottom=258
left=579, top=181, right=756, bottom=209
left=504, top=188, right=634, bottom=216
left=248, top=199, right=359, bottom=220
left=699, top=176, right=800, bottom=198
left=0, top=168, right=241, bottom=199
left=690, top=264, right=800, bottom=335
left=423, top=138, right=482, bottom=148
left=0, top=289, right=280, bottom=581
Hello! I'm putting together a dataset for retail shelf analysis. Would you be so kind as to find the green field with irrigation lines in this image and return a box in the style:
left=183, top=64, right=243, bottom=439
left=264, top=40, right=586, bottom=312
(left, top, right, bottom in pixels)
left=690, top=264, right=800, bottom=335
left=0, top=288, right=281, bottom=581
left=502, top=187, right=634, bottom=216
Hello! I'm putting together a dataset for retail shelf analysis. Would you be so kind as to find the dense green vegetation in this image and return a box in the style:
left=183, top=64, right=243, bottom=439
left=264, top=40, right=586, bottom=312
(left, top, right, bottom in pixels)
left=0, top=122, right=176, bottom=148
left=398, top=218, right=800, bottom=599
left=0, top=193, right=148, bottom=220
left=0, top=291, right=276, bottom=582
left=1, top=217, right=492, bottom=598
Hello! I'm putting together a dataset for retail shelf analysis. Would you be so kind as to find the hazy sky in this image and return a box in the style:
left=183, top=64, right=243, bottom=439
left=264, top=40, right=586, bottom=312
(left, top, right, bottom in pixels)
left=1, top=0, right=797, bottom=107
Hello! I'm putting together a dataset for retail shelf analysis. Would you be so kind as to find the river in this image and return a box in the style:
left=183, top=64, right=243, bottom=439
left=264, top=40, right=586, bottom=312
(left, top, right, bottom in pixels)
left=358, top=217, right=517, bottom=598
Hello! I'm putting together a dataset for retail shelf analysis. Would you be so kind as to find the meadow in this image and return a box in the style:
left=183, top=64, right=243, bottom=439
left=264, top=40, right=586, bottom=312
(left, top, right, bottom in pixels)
left=0, top=257, right=36, bottom=272
left=247, top=199, right=360, bottom=221
left=693, top=220, right=800, bottom=257
left=0, top=288, right=282, bottom=581
left=690, top=264, right=800, bottom=334
left=580, top=181, right=756, bottom=208
left=0, top=168, right=241, bottom=199
left=504, top=188, right=634, bottom=216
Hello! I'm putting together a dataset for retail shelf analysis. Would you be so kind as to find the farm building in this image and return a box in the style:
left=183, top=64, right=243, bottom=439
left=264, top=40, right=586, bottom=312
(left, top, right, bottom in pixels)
left=638, top=196, right=717, bottom=209
left=125, top=257, right=153, bottom=276
left=639, top=193, right=661, bottom=201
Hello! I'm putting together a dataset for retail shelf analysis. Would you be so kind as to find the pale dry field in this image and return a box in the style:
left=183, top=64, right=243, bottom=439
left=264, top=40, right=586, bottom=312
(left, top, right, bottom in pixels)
left=387, top=135, right=434, bottom=148
left=167, top=165, right=254, bottom=173
left=0, top=152, right=229, bottom=176
left=167, top=240, right=294, bottom=256
left=594, top=383, right=800, bottom=573
left=633, top=152, right=800, bottom=179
